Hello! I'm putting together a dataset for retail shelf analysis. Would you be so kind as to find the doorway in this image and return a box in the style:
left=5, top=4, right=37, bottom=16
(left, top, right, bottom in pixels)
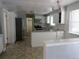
left=27, top=18, right=32, bottom=33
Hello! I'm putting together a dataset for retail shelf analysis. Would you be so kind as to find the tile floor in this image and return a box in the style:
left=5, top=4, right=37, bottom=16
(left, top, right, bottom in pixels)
left=0, top=34, right=43, bottom=59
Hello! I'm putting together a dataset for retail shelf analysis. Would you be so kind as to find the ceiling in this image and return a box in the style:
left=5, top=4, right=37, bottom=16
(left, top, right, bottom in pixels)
left=0, top=0, right=78, bottom=14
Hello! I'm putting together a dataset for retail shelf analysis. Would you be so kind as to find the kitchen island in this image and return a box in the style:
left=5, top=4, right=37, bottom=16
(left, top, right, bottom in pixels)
left=43, top=38, right=79, bottom=59
left=32, top=31, right=64, bottom=47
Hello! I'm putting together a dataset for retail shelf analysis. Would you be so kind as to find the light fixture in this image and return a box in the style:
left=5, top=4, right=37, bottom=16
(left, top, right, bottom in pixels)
left=57, top=0, right=61, bottom=10
left=56, top=0, right=61, bottom=23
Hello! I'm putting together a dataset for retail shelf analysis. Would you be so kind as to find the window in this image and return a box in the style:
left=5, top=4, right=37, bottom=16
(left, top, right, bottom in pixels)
left=69, top=9, right=79, bottom=35
left=61, top=7, right=65, bottom=24
left=47, top=16, right=50, bottom=24
left=47, top=15, right=55, bottom=26
left=50, top=16, right=55, bottom=26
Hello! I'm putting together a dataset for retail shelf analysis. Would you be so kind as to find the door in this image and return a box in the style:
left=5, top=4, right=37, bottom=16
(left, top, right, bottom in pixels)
left=27, top=18, right=32, bottom=33
left=15, top=18, right=22, bottom=41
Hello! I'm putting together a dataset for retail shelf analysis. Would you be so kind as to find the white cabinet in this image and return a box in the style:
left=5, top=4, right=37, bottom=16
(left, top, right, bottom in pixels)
left=0, top=35, right=3, bottom=54
left=32, top=31, right=64, bottom=47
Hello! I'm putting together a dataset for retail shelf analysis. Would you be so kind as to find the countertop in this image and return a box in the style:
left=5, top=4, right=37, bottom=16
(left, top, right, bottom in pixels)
left=44, top=38, right=79, bottom=47
left=32, top=31, right=64, bottom=33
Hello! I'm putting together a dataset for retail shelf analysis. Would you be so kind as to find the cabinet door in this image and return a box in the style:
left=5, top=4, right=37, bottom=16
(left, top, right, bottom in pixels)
left=0, top=36, right=3, bottom=53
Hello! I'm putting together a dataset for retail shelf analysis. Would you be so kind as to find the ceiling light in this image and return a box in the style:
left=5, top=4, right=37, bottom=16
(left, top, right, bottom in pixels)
left=56, top=0, right=61, bottom=10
